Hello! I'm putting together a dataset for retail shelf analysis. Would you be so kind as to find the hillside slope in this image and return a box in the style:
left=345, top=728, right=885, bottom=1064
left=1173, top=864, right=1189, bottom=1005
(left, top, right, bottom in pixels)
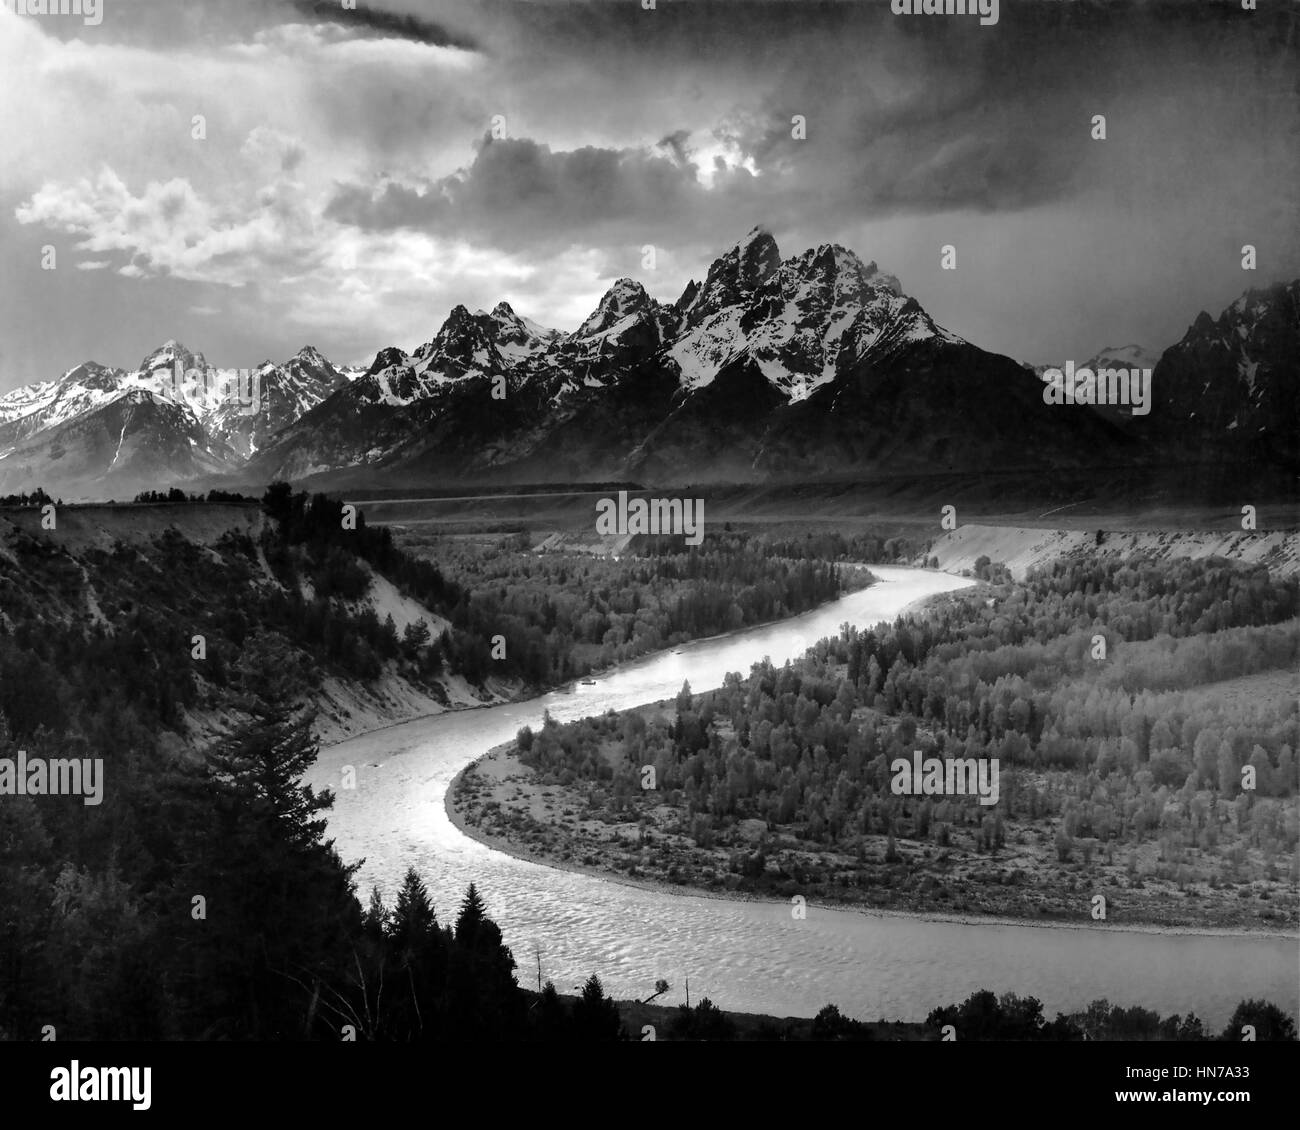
left=926, top=523, right=1300, bottom=581
left=0, top=501, right=511, bottom=750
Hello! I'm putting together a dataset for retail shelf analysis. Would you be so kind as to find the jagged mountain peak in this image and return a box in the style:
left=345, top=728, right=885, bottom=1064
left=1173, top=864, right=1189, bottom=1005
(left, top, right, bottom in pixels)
left=281, top=345, right=349, bottom=387
left=482, top=300, right=557, bottom=341
left=1179, top=279, right=1299, bottom=347
left=735, top=225, right=781, bottom=275
left=666, top=229, right=949, bottom=394
left=59, top=360, right=122, bottom=389
left=673, top=278, right=700, bottom=312
left=1149, top=277, right=1298, bottom=462
left=13, top=230, right=1292, bottom=497
left=139, top=339, right=207, bottom=374
left=1227, top=280, right=1298, bottom=317
left=493, top=304, right=559, bottom=358
left=419, top=304, right=495, bottom=351
left=781, top=242, right=904, bottom=303
left=574, top=278, right=657, bottom=340
left=409, top=297, right=558, bottom=378
left=608, top=276, right=650, bottom=298
left=681, top=227, right=782, bottom=328
left=367, top=346, right=410, bottom=376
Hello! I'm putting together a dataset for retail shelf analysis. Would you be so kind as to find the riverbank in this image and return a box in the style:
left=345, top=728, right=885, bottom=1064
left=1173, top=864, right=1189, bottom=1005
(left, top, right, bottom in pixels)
left=576, top=987, right=927, bottom=1040
left=313, top=563, right=1294, bottom=1028
left=446, top=737, right=1298, bottom=939
left=319, top=565, right=883, bottom=749
left=310, top=670, right=521, bottom=747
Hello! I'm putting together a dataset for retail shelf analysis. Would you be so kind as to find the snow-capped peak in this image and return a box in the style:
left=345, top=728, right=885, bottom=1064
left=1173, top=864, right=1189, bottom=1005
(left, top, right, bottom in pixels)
left=781, top=243, right=904, bottom=308
left=1085, top=343, right=1159, bottom=370
left=406, top=299, right=559, bottom=382
left=666, top=231, right=953, bottom=394
left=294, top=344, right=331, bottom=366
left=680, top=227, right=782, bottom=330
left=487, top=301, right=560, bottom=357
left=0, top=358, right=134, bottom=441
left=573, top=278, right=655, bottom=341
left=138, top=339, right=208, bottom=376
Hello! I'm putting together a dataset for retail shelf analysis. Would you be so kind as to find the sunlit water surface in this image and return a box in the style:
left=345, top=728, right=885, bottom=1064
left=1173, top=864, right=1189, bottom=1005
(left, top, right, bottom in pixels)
left=308, top=567, right=1298, bottom=1026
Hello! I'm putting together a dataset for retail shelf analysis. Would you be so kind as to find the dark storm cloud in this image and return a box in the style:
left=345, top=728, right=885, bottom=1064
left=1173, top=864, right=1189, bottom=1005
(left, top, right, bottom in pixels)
left=325, top=133, right=766, bottom=248
left=288, top=0, right=480, bottom=50
left=25, top=0, right=485, bottom=50
left=705, top=1, right=1296, bottom=215
left=321, top=1, right=1297, bottom=252
left=8, top=0, right=1298, bottom=386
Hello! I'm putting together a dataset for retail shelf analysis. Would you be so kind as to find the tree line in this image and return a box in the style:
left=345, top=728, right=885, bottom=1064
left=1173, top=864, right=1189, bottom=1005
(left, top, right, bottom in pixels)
left=513, top=552, right=1298, bottom=917
left=398, top=527, right=865, bottom=686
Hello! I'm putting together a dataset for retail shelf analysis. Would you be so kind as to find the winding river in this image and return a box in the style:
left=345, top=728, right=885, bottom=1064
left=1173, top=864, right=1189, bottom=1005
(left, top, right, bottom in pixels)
left=307, top=566, right=1298, bottom=1027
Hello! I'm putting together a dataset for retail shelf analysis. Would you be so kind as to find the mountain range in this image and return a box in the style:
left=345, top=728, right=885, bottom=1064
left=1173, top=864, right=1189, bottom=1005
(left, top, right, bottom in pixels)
left=1, top=228, right=1294, bottom=499
left=0, top=342, right=358, bottom=496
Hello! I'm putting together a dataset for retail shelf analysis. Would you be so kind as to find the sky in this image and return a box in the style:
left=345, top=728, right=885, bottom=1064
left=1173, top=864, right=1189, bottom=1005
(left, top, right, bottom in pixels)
left=2, top=0, right=1297, bottom=389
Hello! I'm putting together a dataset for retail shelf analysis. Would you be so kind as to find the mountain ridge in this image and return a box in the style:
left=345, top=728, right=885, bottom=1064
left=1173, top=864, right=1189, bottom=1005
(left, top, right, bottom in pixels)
left=2, top=230, right=1295, bottom=497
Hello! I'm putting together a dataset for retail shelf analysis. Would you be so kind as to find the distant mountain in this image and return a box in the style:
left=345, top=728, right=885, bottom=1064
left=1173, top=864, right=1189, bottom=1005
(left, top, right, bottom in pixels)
left=1085, top=344, right=1161, bottom=373
left=0, top=341, right=358, bottom=497
left=1018, top=289, right=1298, bottom=487
left=1025, top=343, right=1161, bottom=431
left=667, top=233, right=921, bottom=397
left=3, top=233, right=1295, bottom=497
left=1026, top=344, right=1158, bottom=382
left=0, top=361, right=129, bottom=447
left=0, top=389, right=239, bottom=499
left=249, top=228, right=1137, bottom=486
left=1146, top=281, right=1299, bottom=474
left=243, top=284, right=679, bottom=481
left=625, top=231, right=1128, bottom=482
left=214, top=346, right=354, bottom=458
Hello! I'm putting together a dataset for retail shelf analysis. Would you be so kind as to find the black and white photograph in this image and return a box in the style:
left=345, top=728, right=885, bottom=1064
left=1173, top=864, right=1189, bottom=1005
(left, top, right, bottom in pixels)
left=0, top=0, right=1296, bottom=1113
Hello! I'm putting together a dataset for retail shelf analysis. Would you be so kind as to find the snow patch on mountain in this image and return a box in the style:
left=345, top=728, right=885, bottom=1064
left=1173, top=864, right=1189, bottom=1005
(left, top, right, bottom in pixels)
left=1084, top=344, right=1160, bottom=371
left=666, top=235, right=958, bottom=393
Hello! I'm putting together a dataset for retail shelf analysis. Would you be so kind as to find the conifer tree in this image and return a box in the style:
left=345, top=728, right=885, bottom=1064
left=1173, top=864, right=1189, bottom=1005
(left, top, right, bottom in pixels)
left=170, top=704, right=360, bottom=1038
left=571, top=974, right=623, bottom=1041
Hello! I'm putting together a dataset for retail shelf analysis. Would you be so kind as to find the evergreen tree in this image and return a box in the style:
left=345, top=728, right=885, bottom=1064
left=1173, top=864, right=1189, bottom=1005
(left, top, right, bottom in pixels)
left=446, top=883, right=521, bottom=1039
left=571, top=974, right=623, bottom=1041
left=381, top=867, right=447, bottom=1041
left=454, top=882, right=487, bottom=946
left=670, top=997, right=736, bottom=1041
left=532, top=980, right=570, bottom=1041
left=168, top=705, right=361, bottom=1038
left=363, top=886, right=389, bottom=941
left=391, top=868, right=436, bottom=953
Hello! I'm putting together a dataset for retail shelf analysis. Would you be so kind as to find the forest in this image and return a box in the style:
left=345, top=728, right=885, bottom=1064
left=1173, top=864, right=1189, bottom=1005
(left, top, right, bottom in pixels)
left=1, top=487, right=1295, bottom=1037
left=0, top=484, right=863, bottom=751
left=0, top=693, right=615, bottom=1040
left=396, top=526, right=862, bottom=685
left=2, top=692, right=1293, bottom=1041
left=494, top=554, right=1299, bottom=927
left=0, top=484, right=857, bottom=1039
left=0, top=489, right=57, bottom=507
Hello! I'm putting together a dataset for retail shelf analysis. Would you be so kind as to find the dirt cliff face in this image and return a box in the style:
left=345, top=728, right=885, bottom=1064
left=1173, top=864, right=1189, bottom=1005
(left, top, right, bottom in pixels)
left=927, top=523, right=1300, bottom=582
